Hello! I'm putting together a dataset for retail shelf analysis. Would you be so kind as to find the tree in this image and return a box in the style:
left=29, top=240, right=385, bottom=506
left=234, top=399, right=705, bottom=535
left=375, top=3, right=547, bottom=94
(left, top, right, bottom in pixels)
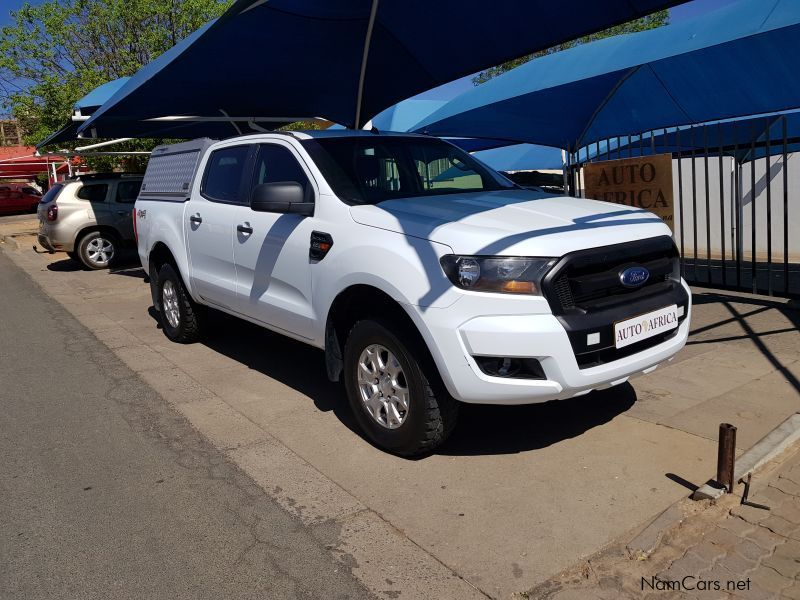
left=472, top=11, right=669, bottom=85
left=0, top=0, right=232, bottom=164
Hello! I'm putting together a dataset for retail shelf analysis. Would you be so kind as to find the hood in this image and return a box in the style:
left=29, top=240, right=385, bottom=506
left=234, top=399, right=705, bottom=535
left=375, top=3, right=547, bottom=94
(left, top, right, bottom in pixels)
left=349, top=189, right=672, bottom=256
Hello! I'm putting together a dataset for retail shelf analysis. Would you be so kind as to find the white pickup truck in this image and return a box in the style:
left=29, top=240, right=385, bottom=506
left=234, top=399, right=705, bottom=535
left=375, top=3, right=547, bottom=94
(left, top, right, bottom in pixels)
left=134, top=131, right=690, bottom=455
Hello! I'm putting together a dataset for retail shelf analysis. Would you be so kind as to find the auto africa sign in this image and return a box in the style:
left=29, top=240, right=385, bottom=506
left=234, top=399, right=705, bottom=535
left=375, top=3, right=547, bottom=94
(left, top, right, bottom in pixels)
left=583, top=154, right=674, bottom=230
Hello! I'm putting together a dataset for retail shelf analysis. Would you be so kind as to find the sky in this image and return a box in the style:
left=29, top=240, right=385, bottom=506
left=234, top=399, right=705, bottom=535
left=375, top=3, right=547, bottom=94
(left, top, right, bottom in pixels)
left=1, top=0, right=738, bottom=101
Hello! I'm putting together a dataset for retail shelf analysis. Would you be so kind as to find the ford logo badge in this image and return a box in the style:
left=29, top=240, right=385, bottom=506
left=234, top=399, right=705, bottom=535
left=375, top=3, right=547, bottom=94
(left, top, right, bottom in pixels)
left=619, top=266, right=650, bottom=288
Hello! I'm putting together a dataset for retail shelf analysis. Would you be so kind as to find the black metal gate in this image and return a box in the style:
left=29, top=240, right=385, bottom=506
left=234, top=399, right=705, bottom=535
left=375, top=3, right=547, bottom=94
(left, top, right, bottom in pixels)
left=569, top=115, right=799, bottom=299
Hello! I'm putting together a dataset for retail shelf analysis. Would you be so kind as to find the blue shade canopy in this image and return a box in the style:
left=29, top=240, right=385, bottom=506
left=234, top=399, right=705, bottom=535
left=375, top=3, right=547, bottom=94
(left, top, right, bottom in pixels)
left=78, top=0, right=688, bottom=138
left=37, top=77, right=129, bottom=148
left=473, top=143, right=563, bottom=171
left=75, top=78, right=129, bottom=114
left=414, top=0, right=800, bottom=150
left=367, top=98, right=512, bottom=151
left=594, top=111, right=800, bottom=162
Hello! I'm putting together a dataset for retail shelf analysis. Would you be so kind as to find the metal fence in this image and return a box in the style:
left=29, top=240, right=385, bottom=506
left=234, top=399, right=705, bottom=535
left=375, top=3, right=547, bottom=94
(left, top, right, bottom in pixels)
left=568, top=115, right=799, bottom=300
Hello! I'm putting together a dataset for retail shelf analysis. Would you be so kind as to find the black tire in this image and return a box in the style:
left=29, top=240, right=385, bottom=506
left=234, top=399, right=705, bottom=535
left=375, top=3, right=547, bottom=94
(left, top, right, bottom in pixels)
left=156, top=263, right=202, bottom=343
left=77, top=230, right=119, bottom=270
left=66, top=251, right=80, bottom=262
left=343, top=319, right=458, bottom=456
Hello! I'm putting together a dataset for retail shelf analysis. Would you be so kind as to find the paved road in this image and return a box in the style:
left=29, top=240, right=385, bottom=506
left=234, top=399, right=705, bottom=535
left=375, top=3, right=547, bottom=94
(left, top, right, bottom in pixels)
left=0, top=250, right=372, bottom=600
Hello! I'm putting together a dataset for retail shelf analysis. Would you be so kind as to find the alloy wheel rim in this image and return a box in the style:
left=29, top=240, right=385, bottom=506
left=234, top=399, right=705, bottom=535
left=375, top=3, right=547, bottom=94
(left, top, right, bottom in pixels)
left=85, top=237, right=114, bottom=265
left=162, top=280, right=180, bottom=329
left=357, top=344, right=410, bottom=429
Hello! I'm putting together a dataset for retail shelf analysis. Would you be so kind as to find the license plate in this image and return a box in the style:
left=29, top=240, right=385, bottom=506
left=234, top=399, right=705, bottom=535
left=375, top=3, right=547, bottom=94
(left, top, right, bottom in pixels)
left=614, top=305, right=679, bottom=349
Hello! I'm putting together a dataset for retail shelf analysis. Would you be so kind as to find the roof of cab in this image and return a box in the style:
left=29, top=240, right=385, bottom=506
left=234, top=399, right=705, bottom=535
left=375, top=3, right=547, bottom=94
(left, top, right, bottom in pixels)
left=287, top=129, right=428, bottom=140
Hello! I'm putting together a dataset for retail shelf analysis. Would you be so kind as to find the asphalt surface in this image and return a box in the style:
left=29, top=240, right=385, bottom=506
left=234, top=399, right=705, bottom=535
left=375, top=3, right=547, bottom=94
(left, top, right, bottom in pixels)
left=0, top=250, right=372, bottom=600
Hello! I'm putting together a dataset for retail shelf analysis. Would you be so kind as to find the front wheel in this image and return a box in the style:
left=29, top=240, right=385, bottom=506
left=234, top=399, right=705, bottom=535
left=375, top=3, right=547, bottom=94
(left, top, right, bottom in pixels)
left=343, top=320, right=458, bottom=456
left=157, top=263, right=203, bottom=343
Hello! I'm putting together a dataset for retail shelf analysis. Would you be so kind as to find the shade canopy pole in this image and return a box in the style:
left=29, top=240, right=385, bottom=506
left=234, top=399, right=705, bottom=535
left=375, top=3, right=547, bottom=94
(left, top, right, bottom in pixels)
left=354, top=0, right=379, bottom=129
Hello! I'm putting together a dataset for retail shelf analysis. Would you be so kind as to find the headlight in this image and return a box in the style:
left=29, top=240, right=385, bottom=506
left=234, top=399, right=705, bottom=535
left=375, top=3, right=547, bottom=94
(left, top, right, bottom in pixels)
left=440, top=255, right=557, bottom=295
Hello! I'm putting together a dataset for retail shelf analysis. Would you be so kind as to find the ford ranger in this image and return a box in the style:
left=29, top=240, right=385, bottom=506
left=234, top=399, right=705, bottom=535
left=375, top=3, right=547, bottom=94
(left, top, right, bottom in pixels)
left=133, top=131, right=690, bottom=456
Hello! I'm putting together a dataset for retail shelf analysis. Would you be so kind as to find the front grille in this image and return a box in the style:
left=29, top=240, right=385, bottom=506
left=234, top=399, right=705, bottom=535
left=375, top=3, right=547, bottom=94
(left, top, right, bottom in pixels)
left=540, top=236, right=689, bottom=369
left=543, top=236, right=679, bottom=315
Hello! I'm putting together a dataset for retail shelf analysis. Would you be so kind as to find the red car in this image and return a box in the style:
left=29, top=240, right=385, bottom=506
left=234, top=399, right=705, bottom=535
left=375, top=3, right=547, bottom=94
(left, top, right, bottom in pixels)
left=0, top=185, right=41, bottom=215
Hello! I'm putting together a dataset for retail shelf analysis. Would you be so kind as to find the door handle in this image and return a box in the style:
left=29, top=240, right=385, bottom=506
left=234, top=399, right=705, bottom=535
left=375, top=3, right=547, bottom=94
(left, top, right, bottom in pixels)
left=116, top=210, right=128, bottom=216
left=189, top=214, right=202, bottom=224
left=237, top=224, right=253, bottom=235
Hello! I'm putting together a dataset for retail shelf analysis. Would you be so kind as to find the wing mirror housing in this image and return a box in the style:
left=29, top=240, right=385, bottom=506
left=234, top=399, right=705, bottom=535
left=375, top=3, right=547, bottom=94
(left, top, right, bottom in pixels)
left=250, top=182, right=313, bottom=216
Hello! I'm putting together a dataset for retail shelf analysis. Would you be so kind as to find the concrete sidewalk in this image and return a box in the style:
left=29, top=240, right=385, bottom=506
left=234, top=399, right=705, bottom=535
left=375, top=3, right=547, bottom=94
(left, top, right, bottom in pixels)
left=527, top=446, right=800, bottom=600
left=2, top=216, right=798, bottom=599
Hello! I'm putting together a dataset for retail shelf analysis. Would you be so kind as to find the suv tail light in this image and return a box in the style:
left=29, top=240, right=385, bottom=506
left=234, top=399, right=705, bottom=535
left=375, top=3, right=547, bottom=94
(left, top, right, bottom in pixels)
left=46, top=204, right=58, bottom=222
left=132, top=208, right=138, bottom=243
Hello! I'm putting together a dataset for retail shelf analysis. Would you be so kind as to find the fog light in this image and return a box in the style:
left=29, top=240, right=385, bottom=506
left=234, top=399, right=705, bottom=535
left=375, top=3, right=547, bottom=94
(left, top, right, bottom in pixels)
left=474, top=356, right=545, bottom=380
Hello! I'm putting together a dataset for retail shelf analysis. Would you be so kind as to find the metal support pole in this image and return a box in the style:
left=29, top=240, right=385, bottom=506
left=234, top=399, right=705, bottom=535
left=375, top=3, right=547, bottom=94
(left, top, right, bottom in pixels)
left=733, top=122, right=741, bottom=289
left=703, top=126, right=712, bottom=284
left=765, top=118, right=773, bottom=297
left=718, top=122, right=727, bottom=286
left=676, top=128, right=685, bottom=279
left=691, top=127, right=699, bottom=282
left=782, top=116, right=790, bottom=296
left=716, top=423, right=737, bottom=493
left=751, top=137, right=757, bottom=294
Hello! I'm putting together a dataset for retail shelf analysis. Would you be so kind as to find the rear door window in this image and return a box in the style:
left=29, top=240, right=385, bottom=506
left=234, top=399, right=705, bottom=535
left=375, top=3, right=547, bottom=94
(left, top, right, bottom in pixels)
left=115, top=180, right=143, bottom=204
left=201, top=145, right=251, bottom=204
left=76, top=183, right=109, bottom=202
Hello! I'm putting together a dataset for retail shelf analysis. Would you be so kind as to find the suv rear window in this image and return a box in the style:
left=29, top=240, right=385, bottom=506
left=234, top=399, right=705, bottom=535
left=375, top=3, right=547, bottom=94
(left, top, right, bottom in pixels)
left=202, top=146, right=250, bottom=204
left=40, top=184, right=63, bottom=204
left=115, top=180, right=143, bottom=203
left=76, top=183, right=109, bottom=202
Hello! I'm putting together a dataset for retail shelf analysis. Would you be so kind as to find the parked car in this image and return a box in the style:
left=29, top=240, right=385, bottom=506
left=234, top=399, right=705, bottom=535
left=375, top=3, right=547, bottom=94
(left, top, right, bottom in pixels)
left=37, top=173, right=143, bottom=269
left=0, top=185, right=40, bottom=215
left=134, top=132, right=691, bottom=456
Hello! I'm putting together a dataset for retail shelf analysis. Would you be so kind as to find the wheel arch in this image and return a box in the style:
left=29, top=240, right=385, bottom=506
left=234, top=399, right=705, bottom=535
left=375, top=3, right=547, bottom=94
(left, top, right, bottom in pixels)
left=73, top=224, right=122, bottom=249
left=324, top=284, right=436, bottom=384
left=147, top=241, right=194, bottom=310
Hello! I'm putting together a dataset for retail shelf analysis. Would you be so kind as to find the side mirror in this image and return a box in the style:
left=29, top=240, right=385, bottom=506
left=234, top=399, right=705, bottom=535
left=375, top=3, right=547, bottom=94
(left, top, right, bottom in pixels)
left=250, top=182, right=313, bottom=216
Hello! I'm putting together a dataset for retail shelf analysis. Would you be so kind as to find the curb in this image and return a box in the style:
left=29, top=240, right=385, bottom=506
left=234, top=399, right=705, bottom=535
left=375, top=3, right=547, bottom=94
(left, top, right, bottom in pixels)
left=1, top=234, right=22, bottom=251
left=692, top=412, right=800, bottom=500
left=627, top=413, right=800, bottom=555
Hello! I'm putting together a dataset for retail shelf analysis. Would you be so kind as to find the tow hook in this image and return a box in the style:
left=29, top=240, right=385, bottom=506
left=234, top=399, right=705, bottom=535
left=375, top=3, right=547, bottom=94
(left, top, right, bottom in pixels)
left=32, top=244, right=54, bottom=254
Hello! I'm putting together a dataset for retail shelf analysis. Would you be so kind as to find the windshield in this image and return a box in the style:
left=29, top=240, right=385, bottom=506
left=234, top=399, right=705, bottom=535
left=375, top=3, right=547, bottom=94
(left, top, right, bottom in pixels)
left=302, top=136, right=514, bottom=205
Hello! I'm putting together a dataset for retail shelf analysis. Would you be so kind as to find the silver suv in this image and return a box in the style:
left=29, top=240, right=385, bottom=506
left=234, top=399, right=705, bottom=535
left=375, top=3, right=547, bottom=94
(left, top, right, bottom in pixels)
left=37, top=173, right=143, bottom=269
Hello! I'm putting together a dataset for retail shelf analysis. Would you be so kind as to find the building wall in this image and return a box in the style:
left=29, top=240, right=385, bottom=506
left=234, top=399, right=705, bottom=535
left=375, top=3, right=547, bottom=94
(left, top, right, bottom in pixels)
left=671, top=154, right=800, bottom=262
left=577, top=153, right=800, bottom=262
left=0, top=120, right=23, bottom=147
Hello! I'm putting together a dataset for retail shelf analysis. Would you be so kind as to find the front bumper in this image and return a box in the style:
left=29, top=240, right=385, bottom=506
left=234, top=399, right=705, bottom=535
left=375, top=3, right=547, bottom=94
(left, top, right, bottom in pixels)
left=413, top=279, right=692, bottom=405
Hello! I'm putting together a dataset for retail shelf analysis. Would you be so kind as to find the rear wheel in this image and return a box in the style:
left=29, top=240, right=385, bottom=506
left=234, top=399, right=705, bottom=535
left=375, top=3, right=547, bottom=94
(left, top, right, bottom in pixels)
left=157, top=263, right=202, bottom=343
left=77, top=230, right=118, bottom=270
left=343, top=319, right=458, bottom=456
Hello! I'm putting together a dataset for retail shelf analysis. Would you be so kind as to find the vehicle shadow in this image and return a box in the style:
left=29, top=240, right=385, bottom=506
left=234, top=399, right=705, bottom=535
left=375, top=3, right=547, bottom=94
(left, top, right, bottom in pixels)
left=46, top=253, right=145, bottom=277
left=193, top=310, right=362, bottom=434
left=688, top=291, right=800, bottom=395
left=192, top=309, right=636, bottom=457
left=438, top=383, right=637, bottom=456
